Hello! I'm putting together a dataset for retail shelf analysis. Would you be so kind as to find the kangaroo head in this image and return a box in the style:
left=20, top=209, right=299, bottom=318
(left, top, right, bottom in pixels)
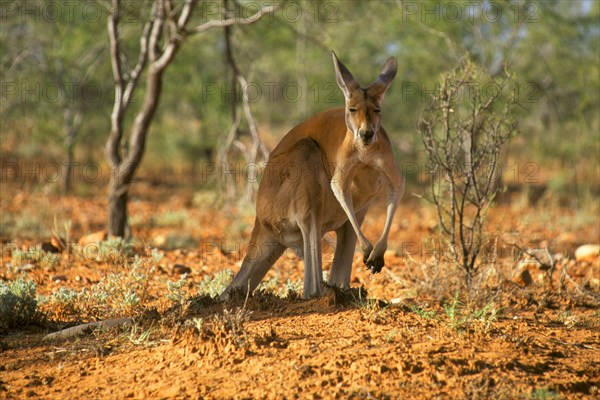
left=332, top=52, right=398, bottom=146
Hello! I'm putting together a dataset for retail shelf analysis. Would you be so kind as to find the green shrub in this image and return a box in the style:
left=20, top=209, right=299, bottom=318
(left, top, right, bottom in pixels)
left=42, top=255, right=153, bottom=321
left=97, top=238, right=134, bottom=263
left=38, top=287, right=84, bottom=321
left=11, top=247, right=60, bottom=269
left=198, top=269, right=233, bottom=298
left=0, top=278, right=42, bottom=331
left=166, top=274, right=189, bottom=304
left=154, top=210, right=190, bottom=227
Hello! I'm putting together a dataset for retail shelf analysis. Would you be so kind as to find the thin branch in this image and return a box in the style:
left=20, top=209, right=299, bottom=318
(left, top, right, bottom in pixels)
left=177, top=0, right=196, bottom=28
left=218, top=0, right=270, bottom=201
left=272, top=13, right=330, bottom=52
left=188, top=4, right=276, bottom=34
left=3, top=48, right=33, bottom=77
left=123, top=8, right=156, bottom=105
left=107, top=0, right=125, bottom=168
left=239, top=74, right=269, bottom=162
left=163, top=0, right=179, bottom=41
left=108, top=0, right=124, bottom=90
left=148, top=3, right=165, bottom=63
left=153, top=0, right=195, bottom=72
left=414, top=17, right=459, bottom=61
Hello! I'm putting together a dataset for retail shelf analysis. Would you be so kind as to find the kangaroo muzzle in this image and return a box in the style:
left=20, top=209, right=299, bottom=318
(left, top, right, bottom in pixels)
left=359, top=128, right=374, bottom=142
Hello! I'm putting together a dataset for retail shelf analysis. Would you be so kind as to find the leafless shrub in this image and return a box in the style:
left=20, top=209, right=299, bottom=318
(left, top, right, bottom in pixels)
left=418, top=59, right=518, bottom=286
left=215, top=307, right=252, bottom=349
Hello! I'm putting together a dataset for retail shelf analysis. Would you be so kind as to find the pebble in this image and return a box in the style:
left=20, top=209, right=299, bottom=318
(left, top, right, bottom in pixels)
left=512, top=267, right=533, bottom=286
left=51, top=274, right=68, bottom=282
left=152, top=234, right=167, bottom=247
left=575, top=244, right=599, bottom=261
left=41, top=241, right=61, bottom=253
left=173, top=264, right=192, bottom=275
left=15, top=264, right=35, bottom=272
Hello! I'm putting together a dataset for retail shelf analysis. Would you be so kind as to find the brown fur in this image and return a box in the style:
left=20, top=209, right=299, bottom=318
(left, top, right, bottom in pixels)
left=221, top=53, right=403, bottom=299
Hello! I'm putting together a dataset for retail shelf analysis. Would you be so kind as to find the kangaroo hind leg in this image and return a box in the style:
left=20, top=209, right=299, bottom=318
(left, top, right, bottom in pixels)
left=290, top=138, right=328, bottom=299
left=221, top=219, right=285, bottom=300
left=299, top=213, right=323, bottom=299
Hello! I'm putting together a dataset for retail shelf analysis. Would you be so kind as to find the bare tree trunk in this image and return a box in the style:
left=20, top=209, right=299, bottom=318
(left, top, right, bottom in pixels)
left=107, top=181, right=129, bottom=237
left=105, top=0, right=156, bottom=237
left=61, top=137, right=74, bottom=193
left=107, top=51, right=165, bottom=237
left=61, top=107, right=82, bottom=193
left=105, top=0, right=276, bottom=237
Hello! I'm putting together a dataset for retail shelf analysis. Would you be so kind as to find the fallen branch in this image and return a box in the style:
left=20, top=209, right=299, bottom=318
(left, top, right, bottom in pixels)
left=43, top=318, right=133, bottom=341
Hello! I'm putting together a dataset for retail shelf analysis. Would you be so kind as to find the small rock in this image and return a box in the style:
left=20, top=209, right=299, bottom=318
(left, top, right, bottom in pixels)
left=78, top=231, right=107, bottom=246
left=173, top=264, right=192, bottom=275
left=575, top=244, right=600, bottom=261
left=512, top=266, right=533, bottom=286
left=156, top=265, right=167, bottom=274
left=50, top=274, right=68, bottom=282
left=390, top=297, right=403, bottom=305
left=152, top=234, right=167, bottom=248
left=520, top=269, right=533, bottom=285
left=41, top=241, right=61, bottom=253
left=15, top=264, right=35, bottom=272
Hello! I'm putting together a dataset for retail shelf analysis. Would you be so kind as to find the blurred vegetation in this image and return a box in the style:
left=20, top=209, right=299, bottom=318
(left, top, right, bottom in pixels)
left=0, top=277, right=42, bottom=332
left=1, top=0, right=598, bottom=205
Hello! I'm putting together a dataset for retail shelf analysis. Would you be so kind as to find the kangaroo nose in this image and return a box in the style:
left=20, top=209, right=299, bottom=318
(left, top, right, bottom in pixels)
left=360, top=129, right=374, bottom=142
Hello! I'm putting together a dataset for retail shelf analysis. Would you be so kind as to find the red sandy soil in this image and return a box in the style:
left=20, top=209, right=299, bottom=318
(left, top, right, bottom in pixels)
left=1, top=181, right=599, bottom=399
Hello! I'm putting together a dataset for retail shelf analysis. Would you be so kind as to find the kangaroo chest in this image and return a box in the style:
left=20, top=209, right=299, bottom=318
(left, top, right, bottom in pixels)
left=320, top=163, right=383, bottom=232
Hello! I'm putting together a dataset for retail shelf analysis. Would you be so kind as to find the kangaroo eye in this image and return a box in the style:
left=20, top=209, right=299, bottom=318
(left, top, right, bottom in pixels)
left=348, top=108, right=357, bottom=113
left=374, top=109, right=381, bottom=113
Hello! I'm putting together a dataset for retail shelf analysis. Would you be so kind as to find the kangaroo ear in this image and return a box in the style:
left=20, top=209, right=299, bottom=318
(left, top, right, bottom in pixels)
left=332, top=51, right=360, bottom=99
left=368, top=57, right=398, bottom=103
